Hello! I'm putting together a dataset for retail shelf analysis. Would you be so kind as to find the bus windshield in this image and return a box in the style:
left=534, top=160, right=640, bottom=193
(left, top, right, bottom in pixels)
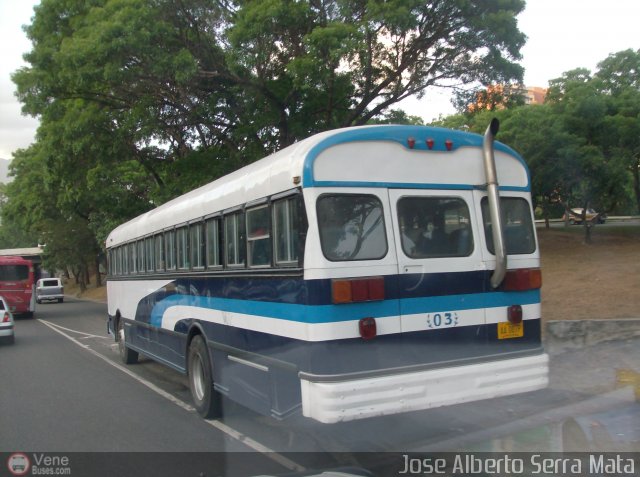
left=0, top=265, right=30, bottom=281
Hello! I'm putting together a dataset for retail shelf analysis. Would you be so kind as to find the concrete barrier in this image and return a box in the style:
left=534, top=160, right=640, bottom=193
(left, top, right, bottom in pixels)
left=545, top=318, right=640, bottom=355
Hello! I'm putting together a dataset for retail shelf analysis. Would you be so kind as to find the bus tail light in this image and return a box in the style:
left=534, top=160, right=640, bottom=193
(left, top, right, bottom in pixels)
left=332, top=277, right=385, bottom=304
left=359, top=317, right=377, bottom=340
left=503, top=268, right=542, bottom=291
left=508, top=305, right=523, bottom=324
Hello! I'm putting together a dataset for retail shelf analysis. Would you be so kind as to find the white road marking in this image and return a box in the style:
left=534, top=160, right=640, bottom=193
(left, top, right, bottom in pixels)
left=37, top=319, right=306, bottom=472
left=39, top=320, right=109, bottom=339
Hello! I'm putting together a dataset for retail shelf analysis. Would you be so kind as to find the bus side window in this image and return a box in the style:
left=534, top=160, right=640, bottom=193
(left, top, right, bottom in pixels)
left=247, top=206, right=271, bottom=267
left=225, top=212, right=246, bottom=267
left=137, top=240, right=145, bottom=273
left=273, top=197, right=299, bottom=266
left=177, top=226, right=189, bottom=270
left=165, top=230, right=176, bottom=270
left=155, top=233, right=165, bottom=271
left=129, top=242, right=137, bottom=274
left=206, top=218, right=221, bottom=268
left=190, top=222, right=204, bottom=269
left=145, top=237, right=154, bottom=272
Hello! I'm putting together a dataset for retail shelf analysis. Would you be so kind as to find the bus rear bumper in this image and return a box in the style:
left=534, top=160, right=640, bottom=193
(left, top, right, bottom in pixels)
left=300, top=353, right=549, bottom=423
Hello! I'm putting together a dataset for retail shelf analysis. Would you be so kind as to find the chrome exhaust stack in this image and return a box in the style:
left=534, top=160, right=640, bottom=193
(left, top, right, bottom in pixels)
left=483, top=118, right=507, bottom=288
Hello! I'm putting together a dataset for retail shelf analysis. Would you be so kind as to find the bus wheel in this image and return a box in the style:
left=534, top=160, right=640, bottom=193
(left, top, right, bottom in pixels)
left=188, top=335, right=221, bottom=419
left=117, top=318, right=138, bottom=365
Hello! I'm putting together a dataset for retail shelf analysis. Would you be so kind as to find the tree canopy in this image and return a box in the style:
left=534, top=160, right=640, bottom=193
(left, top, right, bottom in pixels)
left=5, top=0, right=527, bottom=275
left=435, top=48, right=640, bottom=233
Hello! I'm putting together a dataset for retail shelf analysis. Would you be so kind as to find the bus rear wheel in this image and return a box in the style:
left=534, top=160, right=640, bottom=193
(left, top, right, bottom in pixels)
left=188, top=335, right=221, bottom=419
left=117, top=318, right=138, bottom=365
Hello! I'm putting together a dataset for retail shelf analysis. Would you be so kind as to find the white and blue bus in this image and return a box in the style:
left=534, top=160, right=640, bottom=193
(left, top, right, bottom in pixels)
left=106, top=120, right=548, bottom=423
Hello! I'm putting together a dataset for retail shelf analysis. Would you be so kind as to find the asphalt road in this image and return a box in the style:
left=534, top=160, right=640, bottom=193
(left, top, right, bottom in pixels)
left=1, top=298, right=638, bottom=476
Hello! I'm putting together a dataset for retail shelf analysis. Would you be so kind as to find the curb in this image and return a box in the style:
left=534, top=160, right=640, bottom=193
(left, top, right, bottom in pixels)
left=545, top=318, right=640, bottom=355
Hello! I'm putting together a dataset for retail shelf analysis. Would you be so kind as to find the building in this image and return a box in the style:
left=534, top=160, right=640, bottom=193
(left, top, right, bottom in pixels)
left=524, top=86, right=547, bottom=105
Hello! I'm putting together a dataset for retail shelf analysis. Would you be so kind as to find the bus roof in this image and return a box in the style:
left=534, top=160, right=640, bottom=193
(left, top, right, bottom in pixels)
left=0, top=256, right=32, bottom=264
left=107, top=125, right=528, bottom=247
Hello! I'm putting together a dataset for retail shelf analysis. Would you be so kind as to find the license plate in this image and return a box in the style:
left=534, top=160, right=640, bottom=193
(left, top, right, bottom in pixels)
left=497, top=322, right=523, bottom=339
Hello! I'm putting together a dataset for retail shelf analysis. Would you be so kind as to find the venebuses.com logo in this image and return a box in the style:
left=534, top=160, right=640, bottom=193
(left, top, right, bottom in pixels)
left=7, top=453, right=30, bottom=476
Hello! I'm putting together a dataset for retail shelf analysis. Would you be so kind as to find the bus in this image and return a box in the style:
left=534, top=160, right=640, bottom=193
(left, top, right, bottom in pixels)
left=0, top=256, right=36, bottom=318
left=106, top=119, right=549, bottom=423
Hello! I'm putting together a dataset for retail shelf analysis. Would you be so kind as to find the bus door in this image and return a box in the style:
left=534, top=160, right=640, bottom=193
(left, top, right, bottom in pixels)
left=388, top=189, right=489, bottom=355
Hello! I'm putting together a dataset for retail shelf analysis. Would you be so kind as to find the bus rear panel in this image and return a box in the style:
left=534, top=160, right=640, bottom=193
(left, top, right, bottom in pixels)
left=0, top=257, right=36, bottom=317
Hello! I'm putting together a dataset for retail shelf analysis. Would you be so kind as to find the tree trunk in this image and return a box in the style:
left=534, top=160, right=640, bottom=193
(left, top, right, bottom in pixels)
left=72, top=267, right=80, bottom=285
left=633, top=160, right=640, bottom=214
left=95, top=255, right=102, bottom=287
left=584, top=222, right=593, bottom=244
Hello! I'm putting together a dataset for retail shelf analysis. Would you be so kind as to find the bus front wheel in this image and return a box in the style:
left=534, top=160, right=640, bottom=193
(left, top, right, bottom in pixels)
left=188, top=335, right=221, bottom=419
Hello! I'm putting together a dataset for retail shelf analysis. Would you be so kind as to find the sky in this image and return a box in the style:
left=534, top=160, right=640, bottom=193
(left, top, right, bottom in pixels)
left=1, top=0, right=639, bottom=160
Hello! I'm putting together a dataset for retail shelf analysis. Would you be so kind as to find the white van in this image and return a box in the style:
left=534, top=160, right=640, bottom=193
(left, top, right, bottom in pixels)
left=36, top=278, right=64, bottom=304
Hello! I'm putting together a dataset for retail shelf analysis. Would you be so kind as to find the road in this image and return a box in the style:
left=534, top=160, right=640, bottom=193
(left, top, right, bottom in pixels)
left=1, top=298, right=639, bottom=476
left=537, top=218, right=640, bottom=228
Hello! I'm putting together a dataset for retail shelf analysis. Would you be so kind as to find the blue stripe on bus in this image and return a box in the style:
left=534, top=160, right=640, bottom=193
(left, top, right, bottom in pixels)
left=149, top=290, right=540, bottom=327
left=301, top=125, right=530, bottom=189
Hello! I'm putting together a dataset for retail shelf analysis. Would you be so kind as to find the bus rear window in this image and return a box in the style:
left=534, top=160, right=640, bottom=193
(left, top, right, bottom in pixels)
left=317, top=194, right=387, bottom=261
left=481, top=197, right=536, bottom=255
left=398, top=197, right=473, bottom=258
left=0, top=265, right=29, bottom=281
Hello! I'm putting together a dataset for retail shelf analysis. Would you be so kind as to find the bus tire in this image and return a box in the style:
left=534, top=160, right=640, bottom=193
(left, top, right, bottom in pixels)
left=188, top=335, right=221, bottom=419
left=117, top=318, right=138, bottom=365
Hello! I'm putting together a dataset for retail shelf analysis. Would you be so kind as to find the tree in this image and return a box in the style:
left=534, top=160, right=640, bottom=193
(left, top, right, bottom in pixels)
left=227, top=0, right=527, bottom=147
left=15, top=0, right=528, bottom=154
left=595, top=49, right=640, bottom=213
left=547, top=66, right=635, bottom=227
left=8, top=0, right=529, bottom=271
